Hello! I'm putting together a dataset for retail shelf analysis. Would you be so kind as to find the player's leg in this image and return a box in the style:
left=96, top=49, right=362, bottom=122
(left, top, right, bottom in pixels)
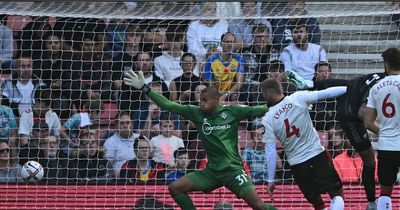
left=338, top=119, right=377, bottom=206
left=312, top=151, right=345, bottom=210
left=168, top=168, right=221, bottom=210
left=223, top=169, right=276, bottom=210
left=376, top=151, right=400, bottom=210
left=290, top=155, right=327, bottom=210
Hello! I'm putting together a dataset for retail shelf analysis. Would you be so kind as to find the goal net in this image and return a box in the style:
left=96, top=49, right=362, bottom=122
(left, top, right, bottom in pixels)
left=0, top=1, right=399, bottom=209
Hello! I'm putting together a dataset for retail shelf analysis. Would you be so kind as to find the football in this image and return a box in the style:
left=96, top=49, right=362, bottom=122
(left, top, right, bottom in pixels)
left=20, top=161, right=44, bottom=183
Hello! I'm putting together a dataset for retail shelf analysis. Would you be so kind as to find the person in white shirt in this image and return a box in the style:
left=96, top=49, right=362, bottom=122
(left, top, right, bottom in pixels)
left=150, top=116, right=184, bottom=167
left=279, top=19, right=327, bottom=80
left=154, top=27, right=198, bottom=88
left=104, top=112, right=140, bottom=177
left=2, top=54, right=46, bottom=117
left=364, top=47, right=400, bottom=210
left=186, top=2, right=228, bottom=61
left=19, top=88, right=61, bottom=146
left=261, top=78, right=346, bottom=210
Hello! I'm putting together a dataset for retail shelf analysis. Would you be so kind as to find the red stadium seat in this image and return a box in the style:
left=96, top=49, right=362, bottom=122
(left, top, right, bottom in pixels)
left=1, top=184, right=399, bottom=209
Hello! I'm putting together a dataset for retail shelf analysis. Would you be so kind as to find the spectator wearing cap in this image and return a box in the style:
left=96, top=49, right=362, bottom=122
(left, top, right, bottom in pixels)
left=0, top=139, right=22, bottom=183
left=59, top=100, right=103, bottom=156
left=72, top=129, right=113, bottom=184
left=18, top=88, right=61, bottom=146
left=1, top=54, right=46, bottom=117
left=104, top=111, right=140, bottom=177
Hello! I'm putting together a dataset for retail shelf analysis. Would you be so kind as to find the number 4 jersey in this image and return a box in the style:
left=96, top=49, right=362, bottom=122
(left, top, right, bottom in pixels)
left=367, top=75, right=400, bottom=151
left=262, top=91, right=325, bottom=166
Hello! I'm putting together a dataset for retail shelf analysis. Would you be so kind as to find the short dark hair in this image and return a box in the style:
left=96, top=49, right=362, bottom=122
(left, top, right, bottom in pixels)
left=314, top=62, right=332, bottom=72
left=291, top=18, right=307, bottom=31
left=180, top=52, right=196, bottom=64
left=166, top=26, right=186, bottom=42
left=260, top=78, right=282, bottom=95
left=252, top=24, right=270, bottom=35
left=382, top=47, right=400, bottom=71
left=173, top=147, right=188, bottom=159
left=269, top=60, right=284, bottom=73
left=133, top=135, right=149, bottom=151
left=220, top=32, right=235, bottom=42
left=201, top=86, right=220, bottom=98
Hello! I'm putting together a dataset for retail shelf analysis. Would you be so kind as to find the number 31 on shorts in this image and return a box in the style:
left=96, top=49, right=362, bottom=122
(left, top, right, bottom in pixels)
left=235, top=170, right=249, bottom=186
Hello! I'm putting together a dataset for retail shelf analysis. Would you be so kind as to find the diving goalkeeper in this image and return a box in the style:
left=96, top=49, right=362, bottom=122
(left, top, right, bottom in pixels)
left=124, top=70, right=276, bottom=210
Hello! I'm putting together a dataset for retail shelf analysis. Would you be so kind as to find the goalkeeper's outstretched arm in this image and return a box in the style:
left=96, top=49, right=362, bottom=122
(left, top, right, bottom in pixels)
left=123, top=70, right=189, bottom=116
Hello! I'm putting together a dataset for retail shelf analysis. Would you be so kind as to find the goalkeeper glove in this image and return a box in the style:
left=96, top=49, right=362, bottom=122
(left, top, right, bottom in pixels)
left=123, top=70, right=151, bottom=94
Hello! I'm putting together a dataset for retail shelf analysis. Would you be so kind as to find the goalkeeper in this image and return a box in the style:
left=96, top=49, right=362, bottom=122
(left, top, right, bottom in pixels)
left=124, top=70, right=276, bottom=210
left=287, top=70, right=384, bottom=210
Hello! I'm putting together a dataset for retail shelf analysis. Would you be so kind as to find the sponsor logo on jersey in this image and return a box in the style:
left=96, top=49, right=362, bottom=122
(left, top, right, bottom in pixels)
left=220, top=112, right=227, bottom=119
left=202, top=122, right=232, bottom=135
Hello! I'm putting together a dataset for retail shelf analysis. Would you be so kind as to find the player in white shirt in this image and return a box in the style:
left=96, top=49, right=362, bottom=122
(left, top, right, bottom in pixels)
left=364, top=47, right=400, bottom=210
left=279, top=19, right=327, bottom=80
left=261, top=79, right=346, bottom=210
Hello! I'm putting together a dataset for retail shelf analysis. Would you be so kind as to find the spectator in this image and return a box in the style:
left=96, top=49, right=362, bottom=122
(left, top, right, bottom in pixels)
left=169, top=52, right=201, bottom=103
left=112, top=24, right=145, bottom=94
left=18, top=123, right=48, bottom=166
left=106, top=19, right=128, bottom=56
left=37, top=135, right=77, bottom=184
left=150, top=115, right=184, bottom=167
left=228, top=2, right=273, bottom=46
left=270, top=1, right=321, bottom=51
left=241, top=24, right=280, bottom=84
left=59, top=100, right=103, bottom=156
left=166, top=148, right=191, bottom=184
left=333, top=149, right=378, bottom=183
left=154, top=26, right=188, bottom=88
left=0, top=84, right=17, bottom=147
left=242, top=124, right=281, bottom=184
left=204, top=32, right=245, bottom=101
left=279, top=19, right=327, bottom=80
left=18, top=16, right=51, bottom=58
left=73, top=129, right=113, bottom=184
left=187, top=2, right=228, bottom=61
left=2, top=54, right=46, bottom=117
left=18, top=88, right=61, bottom=146
left=104, top=112, right=140, bottom=177
left=314, top=61, right=333, bottom=81
left=0, top=139, right=22, bottom=183
left=119, top=51, right=169, bottom=114
left=0, top=18, right=13, bottom=70
left=327, top=126, right=349, bottom=159
left=309, top=62, right=336, bottom=131
left=119, top=135, right=166, bottom=184
left=32, top=31, right=73, bottom=87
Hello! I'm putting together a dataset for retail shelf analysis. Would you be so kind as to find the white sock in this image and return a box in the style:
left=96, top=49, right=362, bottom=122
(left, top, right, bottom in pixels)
left=330, top=196, right=344, bottom=210
left=377, top=196, right=392, bottom=210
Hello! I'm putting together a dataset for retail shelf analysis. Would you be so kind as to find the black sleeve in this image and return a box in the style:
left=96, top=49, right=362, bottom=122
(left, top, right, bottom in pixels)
left=312, top=79, right=350, bottom=90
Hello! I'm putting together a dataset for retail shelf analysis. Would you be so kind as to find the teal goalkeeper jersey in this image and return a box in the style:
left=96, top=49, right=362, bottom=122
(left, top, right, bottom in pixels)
left=148, top=91, right=268, bottom=171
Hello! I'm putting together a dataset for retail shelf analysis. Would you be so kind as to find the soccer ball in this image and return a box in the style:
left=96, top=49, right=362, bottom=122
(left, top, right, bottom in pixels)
left=20, top=161, right=44, bottom=183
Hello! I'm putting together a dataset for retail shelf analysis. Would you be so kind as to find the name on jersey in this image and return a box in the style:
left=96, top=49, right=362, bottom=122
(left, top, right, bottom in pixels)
left=202, top=123, right=231, bottom=135
left=374, top=80, right=400, bottom=95
left=274, top=103, right=293, bottom=119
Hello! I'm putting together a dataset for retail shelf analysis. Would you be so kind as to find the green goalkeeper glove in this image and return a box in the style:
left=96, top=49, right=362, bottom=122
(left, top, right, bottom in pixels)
left=123, top=70, right=151, bottom=94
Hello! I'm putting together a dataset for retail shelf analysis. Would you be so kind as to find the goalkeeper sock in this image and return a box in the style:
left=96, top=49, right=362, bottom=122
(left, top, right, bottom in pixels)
left=265, top=203, right=277, bottom=210
left=173, top=193, right=196, bottom=210
left=362, top=165, right=376, bottom=202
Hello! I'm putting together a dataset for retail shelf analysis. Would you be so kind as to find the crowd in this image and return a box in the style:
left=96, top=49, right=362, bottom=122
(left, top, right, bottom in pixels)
left=0, top=1, right=393, bottom=189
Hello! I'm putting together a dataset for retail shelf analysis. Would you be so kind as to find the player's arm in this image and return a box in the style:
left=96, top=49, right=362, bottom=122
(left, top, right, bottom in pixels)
left=123, top=70, right=191, bottom=116
left=262, top=120, right=277, bottom=196
left=306, top=86, right=347, bottom=104
left=234, top=104, right=269, bottom=119
left=364, top=89, right=380, bottom=134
